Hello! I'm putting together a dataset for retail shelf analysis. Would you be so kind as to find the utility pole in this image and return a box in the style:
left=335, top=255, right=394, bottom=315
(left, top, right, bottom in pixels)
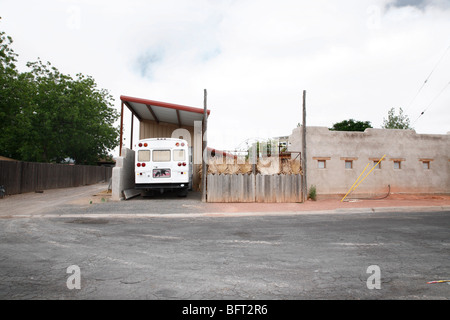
left=202, top=89, right=208, bottom=202
left=302, top=90, right=307, bottom=202
left=119, top=101, right=124, bottom=156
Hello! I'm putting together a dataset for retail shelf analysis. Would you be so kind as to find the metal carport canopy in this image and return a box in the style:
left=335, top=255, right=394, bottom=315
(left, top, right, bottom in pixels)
left=119, top=95, right=210, bottom=156
left=120, top=95, right=210, bottom=127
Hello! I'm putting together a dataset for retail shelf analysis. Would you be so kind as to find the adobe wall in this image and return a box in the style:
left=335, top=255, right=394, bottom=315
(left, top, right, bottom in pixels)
left=289, top=127, right=450, bottom=196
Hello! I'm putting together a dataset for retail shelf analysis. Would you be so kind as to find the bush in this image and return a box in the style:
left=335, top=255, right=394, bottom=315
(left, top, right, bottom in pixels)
left=308, top=185, right=317, bottom=201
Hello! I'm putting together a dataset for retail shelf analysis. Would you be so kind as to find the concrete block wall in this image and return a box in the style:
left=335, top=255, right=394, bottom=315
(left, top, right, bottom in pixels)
left=111, top=147, right=136, bottom=201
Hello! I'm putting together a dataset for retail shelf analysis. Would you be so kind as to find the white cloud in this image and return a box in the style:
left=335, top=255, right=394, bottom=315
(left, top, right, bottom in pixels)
left=1, top=0, right=449, bottom=154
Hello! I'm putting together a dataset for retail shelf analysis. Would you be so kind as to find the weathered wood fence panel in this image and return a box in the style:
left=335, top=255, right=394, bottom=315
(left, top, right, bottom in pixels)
left=0, top=160, right=112, bottom=196
left=255, top=174, right=302, bottom=203
left=207, top=174, right=302, bottom=203
left=207, top=174, right=256, bottom=202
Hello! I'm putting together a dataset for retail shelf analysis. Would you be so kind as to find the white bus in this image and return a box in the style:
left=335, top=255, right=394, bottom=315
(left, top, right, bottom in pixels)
left=135, top=138, right=191, bottom=196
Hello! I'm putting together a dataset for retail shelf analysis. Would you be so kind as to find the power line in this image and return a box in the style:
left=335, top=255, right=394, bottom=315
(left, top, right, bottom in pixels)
left=413, top=80, right=450, bottom=125
left=405, top=44, right=450, bottom=112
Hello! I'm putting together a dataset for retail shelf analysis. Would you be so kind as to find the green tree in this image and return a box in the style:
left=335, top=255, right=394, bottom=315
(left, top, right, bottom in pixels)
left=0, top=19, right=24, bottom=160
left=382, top=107, right=413, bottom=130
left=330, top=119, right=373, bottom=132
left=20, top=60, right=119, bottom=164
left=0, top=22, right=119, bottom=164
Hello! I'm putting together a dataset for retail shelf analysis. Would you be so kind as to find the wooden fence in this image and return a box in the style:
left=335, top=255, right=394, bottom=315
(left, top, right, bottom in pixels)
left=0, top=160, right=112, bottom=196
left=207, top=174, right=303, bottom=203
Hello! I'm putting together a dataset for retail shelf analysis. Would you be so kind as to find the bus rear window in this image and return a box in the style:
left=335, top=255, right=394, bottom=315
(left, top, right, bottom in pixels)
left=173, top=150, right=185, bottom=161
left=138, top=150, right=150, bottom=162
left=153, top=150, right=171, bottom=162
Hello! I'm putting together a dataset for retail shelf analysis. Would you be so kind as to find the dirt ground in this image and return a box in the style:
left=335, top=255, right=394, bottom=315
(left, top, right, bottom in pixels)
left=205, top=193, right=450, bottom=213
left=0, top=184, right=110, bottom=216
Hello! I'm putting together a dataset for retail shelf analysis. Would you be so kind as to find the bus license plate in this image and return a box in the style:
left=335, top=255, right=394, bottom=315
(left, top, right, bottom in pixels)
left=153, top=169, right=171, bottom=178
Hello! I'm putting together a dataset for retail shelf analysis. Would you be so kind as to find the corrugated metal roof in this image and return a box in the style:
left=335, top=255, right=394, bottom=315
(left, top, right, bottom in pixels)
left=120, top=95, right=210, bottom=127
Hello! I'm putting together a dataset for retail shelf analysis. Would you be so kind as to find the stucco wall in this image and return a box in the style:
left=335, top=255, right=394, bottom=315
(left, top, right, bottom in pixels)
left=289, top=126, right=450, bottom=196
left=111, top=147, right=136, bottom=201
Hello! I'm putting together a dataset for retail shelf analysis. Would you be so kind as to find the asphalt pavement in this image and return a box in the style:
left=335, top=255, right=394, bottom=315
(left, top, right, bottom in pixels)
left=0, top=183, right=449, bottom=302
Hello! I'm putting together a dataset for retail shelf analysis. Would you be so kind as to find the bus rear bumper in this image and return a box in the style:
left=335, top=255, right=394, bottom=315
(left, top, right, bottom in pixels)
left=135, top=183, right=188, bottom=190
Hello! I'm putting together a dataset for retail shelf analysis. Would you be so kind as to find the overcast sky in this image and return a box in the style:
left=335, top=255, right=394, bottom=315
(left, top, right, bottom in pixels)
left=1, top=0, right=449, bottom=154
